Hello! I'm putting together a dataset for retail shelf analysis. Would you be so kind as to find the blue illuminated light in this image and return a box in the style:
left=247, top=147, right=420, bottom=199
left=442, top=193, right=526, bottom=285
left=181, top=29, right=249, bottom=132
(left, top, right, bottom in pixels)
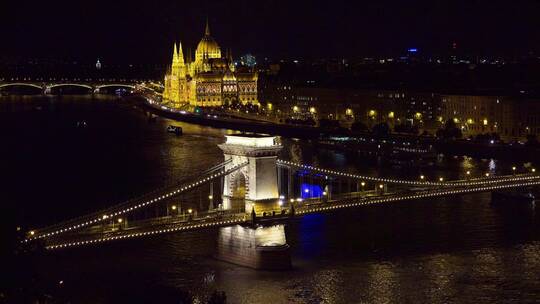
left=301, top=183, right=323, bottom=199
left=408, top=48, right=418, bottom=52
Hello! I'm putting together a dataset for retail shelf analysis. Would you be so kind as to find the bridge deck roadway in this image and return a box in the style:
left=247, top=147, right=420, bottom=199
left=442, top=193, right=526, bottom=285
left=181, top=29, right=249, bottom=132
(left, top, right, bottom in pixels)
left=41, top=176, right=540, bottom=250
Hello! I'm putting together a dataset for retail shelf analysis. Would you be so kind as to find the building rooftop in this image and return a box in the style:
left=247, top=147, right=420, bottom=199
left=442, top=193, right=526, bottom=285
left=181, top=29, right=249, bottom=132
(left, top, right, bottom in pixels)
left=224, top=134, right=278, bottom=147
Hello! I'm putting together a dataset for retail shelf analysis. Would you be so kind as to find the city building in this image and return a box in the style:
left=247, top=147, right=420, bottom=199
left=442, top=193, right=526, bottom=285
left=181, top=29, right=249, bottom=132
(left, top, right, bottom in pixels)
left=260, top=81, right=540, bottom=140
left=440, top=95, right=540, bottom=141
left=259, top=82, right=442, bottom=130
left=162, top=20, right=259, bottom=108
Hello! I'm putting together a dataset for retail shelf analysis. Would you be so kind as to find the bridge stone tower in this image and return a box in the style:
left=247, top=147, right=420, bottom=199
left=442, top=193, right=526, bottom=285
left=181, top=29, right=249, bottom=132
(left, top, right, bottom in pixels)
left=216, top=134, right=290, bottom=270
left=218, top=134, right=282, bottom=214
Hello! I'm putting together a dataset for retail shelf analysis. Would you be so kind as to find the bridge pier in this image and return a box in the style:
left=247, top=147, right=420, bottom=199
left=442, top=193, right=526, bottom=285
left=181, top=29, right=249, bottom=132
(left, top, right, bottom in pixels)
left=216, top=224, right=291, bottom=270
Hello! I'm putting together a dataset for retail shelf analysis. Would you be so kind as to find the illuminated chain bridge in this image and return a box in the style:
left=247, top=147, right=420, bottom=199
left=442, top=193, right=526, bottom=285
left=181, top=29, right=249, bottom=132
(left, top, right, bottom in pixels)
left=22, top=135, right=540, bottom=269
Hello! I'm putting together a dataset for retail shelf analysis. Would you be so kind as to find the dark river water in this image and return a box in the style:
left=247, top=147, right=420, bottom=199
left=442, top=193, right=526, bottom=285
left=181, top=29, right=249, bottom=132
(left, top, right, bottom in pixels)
left=1, top=95, right=539, bottom=303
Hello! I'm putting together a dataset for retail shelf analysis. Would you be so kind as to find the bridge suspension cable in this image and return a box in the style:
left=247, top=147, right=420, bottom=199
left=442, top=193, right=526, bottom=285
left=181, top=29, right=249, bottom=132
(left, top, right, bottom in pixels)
left=25, top=159, right=248, bottom=242
left=277, top=160, right=539, bottom=187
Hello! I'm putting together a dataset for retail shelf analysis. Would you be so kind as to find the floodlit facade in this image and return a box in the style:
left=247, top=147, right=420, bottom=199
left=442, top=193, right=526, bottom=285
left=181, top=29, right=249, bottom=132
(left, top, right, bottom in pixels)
left=440, top=94, right=540, bottom=141
left=163, top=20, right=259, bottom=108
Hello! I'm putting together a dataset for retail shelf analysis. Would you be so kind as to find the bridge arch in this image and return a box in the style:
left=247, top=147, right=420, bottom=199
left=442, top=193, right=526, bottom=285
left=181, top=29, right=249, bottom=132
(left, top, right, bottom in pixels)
left=0, top=83, right=43, bottom=90
left=95, top=84, right=135, bottom=90
left=47, top=83, right=93, bottom=90
left=230, top=169, right=249, bottom=199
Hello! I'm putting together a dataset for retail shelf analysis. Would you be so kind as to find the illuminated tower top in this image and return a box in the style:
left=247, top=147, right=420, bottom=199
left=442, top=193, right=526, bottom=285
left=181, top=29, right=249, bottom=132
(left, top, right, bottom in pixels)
left=171, top=42, right=185, bottom=77
left=173, top=43, right=179, bottom=62
left=175, top=42, right=185, bottom=65
left=205, top=17, right=211, bottom=36
left=195, top=19, right=221, bottom=64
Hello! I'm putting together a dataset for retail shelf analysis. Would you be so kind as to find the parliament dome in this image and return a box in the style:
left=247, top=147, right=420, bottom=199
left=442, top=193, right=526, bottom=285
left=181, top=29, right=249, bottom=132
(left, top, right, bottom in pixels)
left=195, top=20, right=221, bottom=62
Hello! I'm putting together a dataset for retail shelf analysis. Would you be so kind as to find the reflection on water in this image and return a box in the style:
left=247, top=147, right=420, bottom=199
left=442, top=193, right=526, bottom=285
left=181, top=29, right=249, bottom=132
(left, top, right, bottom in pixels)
left=3, top=96, right=540, bottom=303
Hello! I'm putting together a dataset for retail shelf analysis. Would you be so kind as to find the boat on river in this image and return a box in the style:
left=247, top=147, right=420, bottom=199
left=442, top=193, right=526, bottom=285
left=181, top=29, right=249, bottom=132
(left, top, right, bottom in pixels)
left=167, top=125, right=183, bottom=135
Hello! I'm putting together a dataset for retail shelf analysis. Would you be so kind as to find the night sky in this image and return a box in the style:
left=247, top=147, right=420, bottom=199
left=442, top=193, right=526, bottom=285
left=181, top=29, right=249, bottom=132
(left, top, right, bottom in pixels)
left=1, top=0, right=540, bottom=63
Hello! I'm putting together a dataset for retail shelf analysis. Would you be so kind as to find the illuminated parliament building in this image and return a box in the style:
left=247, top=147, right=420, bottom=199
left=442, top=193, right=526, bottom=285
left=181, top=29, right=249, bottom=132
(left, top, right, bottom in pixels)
left=162, top=21, right=259, bottom=108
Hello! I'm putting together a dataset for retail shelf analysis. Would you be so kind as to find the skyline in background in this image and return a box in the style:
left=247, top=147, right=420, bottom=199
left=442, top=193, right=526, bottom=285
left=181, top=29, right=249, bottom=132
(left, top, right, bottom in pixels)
left=1, top=0, right=540, bottom=64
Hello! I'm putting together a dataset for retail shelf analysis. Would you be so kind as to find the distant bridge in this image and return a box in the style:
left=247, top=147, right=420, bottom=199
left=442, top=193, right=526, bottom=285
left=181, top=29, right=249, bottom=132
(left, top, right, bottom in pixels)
left=0, top=81, right=137, bottom=94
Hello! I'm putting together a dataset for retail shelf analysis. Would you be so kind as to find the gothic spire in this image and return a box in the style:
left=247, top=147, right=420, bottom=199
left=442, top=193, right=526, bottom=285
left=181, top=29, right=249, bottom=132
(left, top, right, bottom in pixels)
left=205, top=17, right=211, bottom=36
left=173, top=42, right=179, bottom=62
left=178, top=41, right=185, bottom=64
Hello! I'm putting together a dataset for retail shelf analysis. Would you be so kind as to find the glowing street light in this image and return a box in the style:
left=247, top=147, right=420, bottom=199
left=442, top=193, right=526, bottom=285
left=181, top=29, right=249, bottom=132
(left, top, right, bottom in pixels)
left=420, top=175, right=425, bottom=180
left=532, top=168, right=536, bottom=173
left=439, top=177, right=444, bottom=182
left=29, top=230, right=35, bottom=236
left=117, top=218, right=123, bottom=223
left=304, top=188, right=309, bottom=193
left=171, top=205, right=177, bottom=210
left=485, top=173, right=490, bottom=177
left=188, top=209, right=193, bottom=214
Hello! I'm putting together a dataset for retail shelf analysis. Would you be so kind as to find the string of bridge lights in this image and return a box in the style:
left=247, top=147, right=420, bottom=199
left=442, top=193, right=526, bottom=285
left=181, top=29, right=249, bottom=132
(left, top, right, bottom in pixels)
left=25, top=162, right=249, bottom=243
left=276, top=160, right=538, bottom=187
left=296, top=179, right=540, bottom=215
left=27, top=159, right=537, bottom=243
left=45, top=217, right=247, bottom=250
left=44, top=179, right=540, bottom=250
